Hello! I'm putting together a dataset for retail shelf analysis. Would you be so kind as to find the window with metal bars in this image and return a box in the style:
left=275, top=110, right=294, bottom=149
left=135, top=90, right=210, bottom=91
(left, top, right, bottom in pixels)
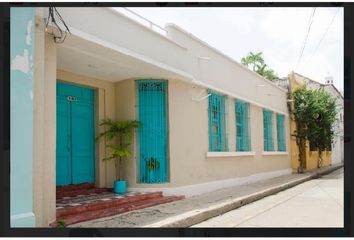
left=235, top=100, right=251, bottom=151
left=263, top=109, right=274, bottom=151
left=208, top=90, right=228, bottom=151
left=276, top=113, right=286, bottom=151
left=137, top=80, right=169, bottom=184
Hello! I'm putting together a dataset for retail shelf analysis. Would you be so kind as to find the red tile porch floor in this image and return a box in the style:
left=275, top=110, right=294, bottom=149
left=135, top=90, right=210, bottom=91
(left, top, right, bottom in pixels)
left=51, top=183, right=184, bottom=227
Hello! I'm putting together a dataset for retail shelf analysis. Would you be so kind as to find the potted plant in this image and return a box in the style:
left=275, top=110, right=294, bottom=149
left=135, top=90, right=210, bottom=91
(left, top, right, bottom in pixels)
left=97, top=119, right=142, bottom=194
left=145, top=157, right=160, bottom=182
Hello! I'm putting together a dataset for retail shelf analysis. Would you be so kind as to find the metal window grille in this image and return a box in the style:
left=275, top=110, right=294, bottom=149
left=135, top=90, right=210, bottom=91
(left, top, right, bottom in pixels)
left=263, top=109, right=274, bottom=151
left=137, top=80, right=169, bottom=184
left=235, top=100, right=251, bottom=151
left=208, top=90, right=228, bottom=151
left=276, top=113, right=286, bottom=151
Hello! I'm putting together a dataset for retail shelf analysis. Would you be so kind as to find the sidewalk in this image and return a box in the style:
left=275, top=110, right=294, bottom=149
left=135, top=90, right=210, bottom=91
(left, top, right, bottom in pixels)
left=69, top=163, right=343, bottom=228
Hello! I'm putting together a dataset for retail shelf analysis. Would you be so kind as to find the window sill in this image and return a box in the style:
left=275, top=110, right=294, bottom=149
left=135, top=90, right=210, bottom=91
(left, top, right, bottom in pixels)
left=262, top=151, right=288, bottom=155
left=207, top=151, right=256, bottom=157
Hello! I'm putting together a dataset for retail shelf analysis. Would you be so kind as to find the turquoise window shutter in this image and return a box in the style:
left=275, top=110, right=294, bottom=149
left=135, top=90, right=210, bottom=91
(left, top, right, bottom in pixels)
left=263, top=109, right=274, bottom=151
left=235, top=100, right=251, bottom=151
left=269, top=112, right=274, bottom=150
left=244, top=102, right=250, bottom=151
left=220, top=95, right=228, bottom=151
left=263, top=109, right=267, bottom=151
left=277, top=114, right=286, bottom=151
left=208, top=90, right=228, bottom=151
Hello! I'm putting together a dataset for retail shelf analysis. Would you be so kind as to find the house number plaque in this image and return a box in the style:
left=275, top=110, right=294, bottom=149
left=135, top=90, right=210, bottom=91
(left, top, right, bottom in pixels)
left=67, top=96, right=78, bottom=102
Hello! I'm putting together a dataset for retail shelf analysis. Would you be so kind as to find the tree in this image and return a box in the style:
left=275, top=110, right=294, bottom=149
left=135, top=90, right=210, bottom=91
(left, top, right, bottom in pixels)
left=289, top=87, right=337, bottom=172
left=241, top=51, right=264, bottom=71
left=96, top=119, right=142, bottom=180
left=241, top=51, right=278, bottom=81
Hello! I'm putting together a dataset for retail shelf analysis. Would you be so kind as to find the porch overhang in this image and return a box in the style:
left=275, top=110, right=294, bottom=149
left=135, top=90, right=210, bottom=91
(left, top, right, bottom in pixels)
left=57, top=27, right=194, bottom=83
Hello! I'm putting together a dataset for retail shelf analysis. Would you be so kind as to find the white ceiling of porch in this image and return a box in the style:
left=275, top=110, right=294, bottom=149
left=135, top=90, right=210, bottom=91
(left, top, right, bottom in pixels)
left=56, top=33, right=192, bottom=83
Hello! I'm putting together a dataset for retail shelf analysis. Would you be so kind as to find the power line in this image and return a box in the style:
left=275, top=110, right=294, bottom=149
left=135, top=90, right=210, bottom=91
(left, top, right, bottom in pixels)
left=305, top=8, right=341, bottom=65
left=296, top=8, right=316, bottom=69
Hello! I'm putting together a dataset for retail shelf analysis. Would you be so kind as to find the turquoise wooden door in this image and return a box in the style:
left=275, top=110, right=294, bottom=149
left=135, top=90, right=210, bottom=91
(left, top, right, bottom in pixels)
left=137, top=80, right=168, bottom=183
left=56, top=82, right=95, bottom=186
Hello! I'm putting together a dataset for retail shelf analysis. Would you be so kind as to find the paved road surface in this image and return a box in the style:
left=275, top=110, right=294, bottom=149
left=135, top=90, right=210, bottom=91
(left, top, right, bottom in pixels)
left=192, top=168, right=343, bottom=228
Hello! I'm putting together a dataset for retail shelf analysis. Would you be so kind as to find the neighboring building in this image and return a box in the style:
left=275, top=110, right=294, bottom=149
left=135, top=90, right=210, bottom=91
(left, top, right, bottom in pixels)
left=323, top=77, right=344, bottom=165
left=275, top=72, right=343, bottom=173
left=11, top=7, right=291, bottom=227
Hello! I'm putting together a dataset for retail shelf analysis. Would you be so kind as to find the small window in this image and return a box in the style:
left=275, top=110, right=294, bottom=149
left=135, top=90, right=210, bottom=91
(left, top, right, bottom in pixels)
left=276, top=114, right=286, bottom=151
left=263, top=109, right=274, bottom=151
left=208, top=90, right=228, bottom=151
left=235, top=100, right=251, bottom=151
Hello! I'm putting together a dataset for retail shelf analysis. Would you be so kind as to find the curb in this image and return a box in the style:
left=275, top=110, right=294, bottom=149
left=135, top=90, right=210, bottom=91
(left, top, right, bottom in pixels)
left=144, top=164, right=343, bottom=228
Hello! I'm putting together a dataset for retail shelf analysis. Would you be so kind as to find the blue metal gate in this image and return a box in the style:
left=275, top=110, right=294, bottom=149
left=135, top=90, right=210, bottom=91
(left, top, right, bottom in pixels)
left=137, top=80, right=168, bottom=183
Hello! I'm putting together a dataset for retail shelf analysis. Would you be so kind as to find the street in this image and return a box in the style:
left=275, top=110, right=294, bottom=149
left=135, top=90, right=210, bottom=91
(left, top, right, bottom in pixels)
left=192, top=168, right=343, bottom=228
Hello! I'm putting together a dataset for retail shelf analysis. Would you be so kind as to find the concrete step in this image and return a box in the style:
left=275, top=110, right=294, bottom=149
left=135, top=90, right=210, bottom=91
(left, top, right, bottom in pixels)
left=52, top=195, right=184, bottom=227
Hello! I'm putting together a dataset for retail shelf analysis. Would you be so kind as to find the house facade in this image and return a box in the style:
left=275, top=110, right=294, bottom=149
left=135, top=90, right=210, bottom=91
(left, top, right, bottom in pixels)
left=11, top=7, right=292, bottom=227
left=278, top=72, right=343, bottom=173
left=323, top=80, right=344, bottom=165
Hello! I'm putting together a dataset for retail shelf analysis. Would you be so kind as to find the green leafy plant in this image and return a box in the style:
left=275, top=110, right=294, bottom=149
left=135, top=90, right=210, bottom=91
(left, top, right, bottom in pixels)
left=97, top=119, right=142, bottom=180
left=241, top=51, right=278, bottom=81
left=289, top=87, right=337, bottom=172
left=145, top=157, right=160, bottom=172
left=57, top=219, right=66, bottom=228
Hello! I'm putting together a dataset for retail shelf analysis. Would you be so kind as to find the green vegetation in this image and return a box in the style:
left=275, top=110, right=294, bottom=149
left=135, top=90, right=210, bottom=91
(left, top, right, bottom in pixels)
left=57, top=219, right=66, bottom=228
left=145, top=157, right=160, bottom=172
left=241, top=51, right=278, bottom=81
left=97, top=119, right=142, bottom=180
left=289, top=87, right=337, bottom=172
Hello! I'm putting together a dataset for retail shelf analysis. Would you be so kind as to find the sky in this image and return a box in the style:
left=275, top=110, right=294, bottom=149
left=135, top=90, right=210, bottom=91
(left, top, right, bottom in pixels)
left=115, top=7, right=344, bottom=92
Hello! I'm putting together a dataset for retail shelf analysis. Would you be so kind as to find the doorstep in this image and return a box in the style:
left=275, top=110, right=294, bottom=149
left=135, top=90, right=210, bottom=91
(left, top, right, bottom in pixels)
left=51, top=184, right=184, bottom=227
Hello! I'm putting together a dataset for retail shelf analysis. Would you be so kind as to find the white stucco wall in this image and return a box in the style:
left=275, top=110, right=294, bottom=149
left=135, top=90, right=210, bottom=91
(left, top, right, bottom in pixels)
left=115, top=79, right=291, bottom=193
left=43, top=7, right=288, bottom=116
left=53, top=7, right=192, bottom=77
left=165, top=24, right=288, bottom=116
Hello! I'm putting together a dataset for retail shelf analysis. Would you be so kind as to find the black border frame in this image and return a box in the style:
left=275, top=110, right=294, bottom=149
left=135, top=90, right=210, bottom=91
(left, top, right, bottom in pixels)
left=0, top=2, right=351, bottom=237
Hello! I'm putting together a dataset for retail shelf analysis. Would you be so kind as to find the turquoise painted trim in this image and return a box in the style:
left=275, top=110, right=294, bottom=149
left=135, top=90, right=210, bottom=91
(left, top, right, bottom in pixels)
left=208, top=90, right=228, bottom=152
left=263, top=109, right=274, bottom=151
left=276, top=113, right=286, bottom=151
left=10, top=7, right=36, bottom=227
left=235, top=100, right=251, bottom=151
left=137, top=80, right=168, bottom=184
left=10, top=212, right=36, bottom=228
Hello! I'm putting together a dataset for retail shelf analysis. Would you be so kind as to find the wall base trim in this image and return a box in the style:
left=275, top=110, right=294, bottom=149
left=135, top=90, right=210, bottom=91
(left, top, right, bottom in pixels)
left=11, top=212, right=36, bottom=227
left=129, top=168, right=292, bottom=198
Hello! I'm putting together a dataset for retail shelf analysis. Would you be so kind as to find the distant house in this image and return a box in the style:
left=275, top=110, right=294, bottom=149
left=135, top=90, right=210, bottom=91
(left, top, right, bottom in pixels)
left=11, top=7, right=291, bottom=227
left=274, top=72, right=343, bottom=172
left=322, top=79, right=344, bottom=165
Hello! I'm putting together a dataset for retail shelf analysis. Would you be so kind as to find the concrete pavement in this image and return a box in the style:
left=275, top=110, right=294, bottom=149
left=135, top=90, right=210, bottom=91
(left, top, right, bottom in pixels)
left=192, top=168, right=343, bottom=228
left=70, top=164, right=342, bottom=228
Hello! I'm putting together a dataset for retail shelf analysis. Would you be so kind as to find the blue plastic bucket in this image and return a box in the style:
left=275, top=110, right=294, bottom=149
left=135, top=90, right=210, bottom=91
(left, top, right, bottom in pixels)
left=114, top=180, right=127, bottom=194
